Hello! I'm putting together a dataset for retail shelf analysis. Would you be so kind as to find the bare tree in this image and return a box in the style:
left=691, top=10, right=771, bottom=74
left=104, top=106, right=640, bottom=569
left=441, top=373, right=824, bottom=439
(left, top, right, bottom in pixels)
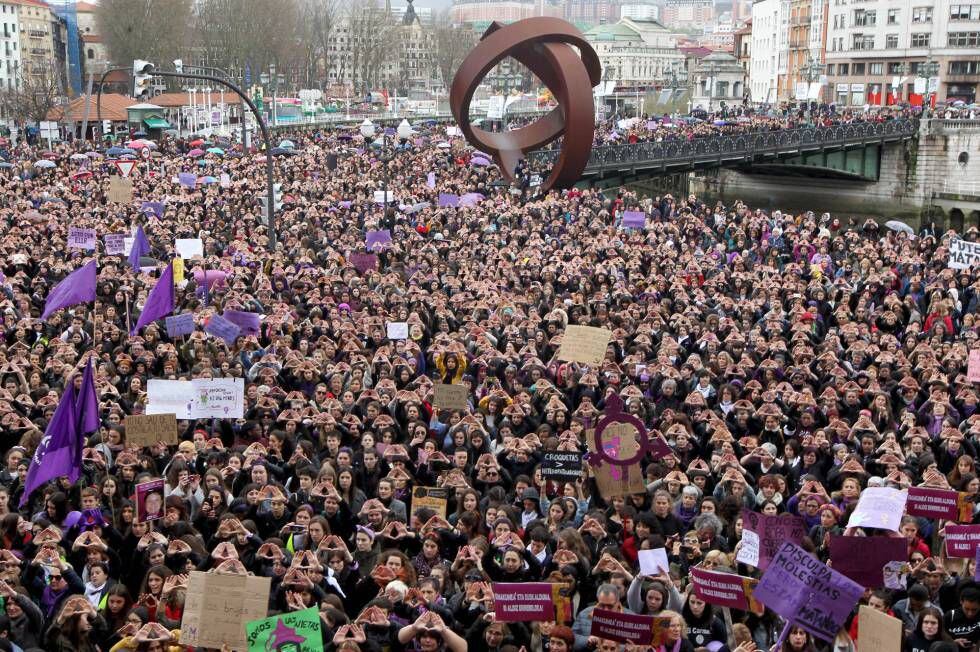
left=0, top=61, right=66, bottom=122
left=343, top=2, right=403, bottom=93
left=432, top=12, right=475, bottom=92
left=96, top=0, right=192, bottom=70
left=298, top=0, right=340, bottom=88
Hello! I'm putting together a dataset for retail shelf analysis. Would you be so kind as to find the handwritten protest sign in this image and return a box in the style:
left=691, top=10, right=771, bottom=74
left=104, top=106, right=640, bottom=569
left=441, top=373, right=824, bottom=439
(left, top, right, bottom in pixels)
left=104, top=233, right=127, bottom=255
left=438, top=193, right=459, bottom=208
left=222, top=310, right=261, bottom=337
left=107, top=177, right=133, bottom=204
left=949, top=237, right=980, bottom=269
left=175, top=238, right=204, bottom=259
left=492, top=583, right=553, bottom=622
left=828, top=535, right=907, bottom=588
left=736, top=529, right=761, bottom=567
left=945, top=524, right=980, bottom=557
left=124, top=413, right=178, bottom=447
left=204, top=314, right=241, bottom=344
left=411, top=486, right=448, bottom=520
left=541, top=451, right=582, bottom=481
left=857, top=606, right=902, bottom=652
left=147, top=378, right=244, bottom=419
left=738, top=510, right=806, bottom=571
left=638, top=548, right=670, bottom=576
left=691, top=567, right=757, bottom=611
left=754, top=541, right=864, bottom=642
left=386, top=322, right=408, bottom=340
left=67, top=227, right=97, bottom=250
left=585, top=427, right=646, bottom=499
left=970, top=349, right=980, bottom=383
left=173, top=257, right=184, bottom=284
left=621, top=211, right=646, bottom=229
left=433, top=384, right=469, bottom=411
left=180, top=571, right=271, bottom=651
left=165, top=313, right=195, bottom=337
left=245, top=607, right=323, bottom=652
left=366, top=229, right=392, bottom=251
left=906, top=486, right=971, bottom=522
left=846, top=487, right=907, bottom=531
left=350, top=253, right=378, bottom=273
left=590, top=609, right=667, bottom=645
left=557, top=325, right=612, bottom=366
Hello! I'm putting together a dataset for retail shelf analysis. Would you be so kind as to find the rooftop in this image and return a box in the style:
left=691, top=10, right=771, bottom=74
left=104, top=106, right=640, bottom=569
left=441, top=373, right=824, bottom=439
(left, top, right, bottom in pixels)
left=47, top=93, right=134, bottom=122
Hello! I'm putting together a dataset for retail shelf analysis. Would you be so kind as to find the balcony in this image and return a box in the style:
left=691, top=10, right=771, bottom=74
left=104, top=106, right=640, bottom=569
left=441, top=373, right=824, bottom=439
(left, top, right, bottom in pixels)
left=28, top=29, right=47, bottom=38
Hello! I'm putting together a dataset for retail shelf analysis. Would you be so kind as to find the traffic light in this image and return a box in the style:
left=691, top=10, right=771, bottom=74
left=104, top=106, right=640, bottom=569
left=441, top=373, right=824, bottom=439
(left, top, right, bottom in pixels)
left=133, top=59, right=154, bottom=100
left=259, top=184, right=282, bottom=224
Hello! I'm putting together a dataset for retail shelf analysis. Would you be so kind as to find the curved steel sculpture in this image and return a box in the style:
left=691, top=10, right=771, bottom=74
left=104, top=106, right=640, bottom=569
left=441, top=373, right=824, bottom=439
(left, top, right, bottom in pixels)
left=450, top=17, right=601, bottom=193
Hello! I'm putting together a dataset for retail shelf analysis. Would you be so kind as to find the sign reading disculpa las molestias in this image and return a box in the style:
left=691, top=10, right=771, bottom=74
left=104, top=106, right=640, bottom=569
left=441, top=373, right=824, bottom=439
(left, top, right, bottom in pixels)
left=948, top=238, right=980, bottom=270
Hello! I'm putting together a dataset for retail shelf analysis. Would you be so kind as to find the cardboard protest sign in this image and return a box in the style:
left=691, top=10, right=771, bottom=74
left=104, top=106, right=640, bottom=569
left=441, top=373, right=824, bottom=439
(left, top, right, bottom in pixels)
left=135, top=478, right=165, bottom=523
left=906, top=486, right=972, bottom=522
left=945, top=524, right=980, bottom=558
left=541, top=451, right=582, bottom=481
left=857, top=605, right=902, bottom=652
left=691, top=567, right=757, bottom=611
left=204, top=314, right=241, bottom=345
left=557, top=326, right=612, bottom=366
left=67, top=227, right=97, bottom=250
left=590, top=608, right=667, bottom=645
left=386, top=322, right=408, bottom=340
left=828, top=535, right=907, bottom=588
left=845, top=487, right=907, bottom=531
left=104, top=233, right=127, bottom=255
left=146, top=378, right=244, bottom=419
left=245, top=607, right=323, bottom=652
left=222, top=310, right=261, bottom=337
left=753, top=541, right=864, bottom=642
left=411, top=486, right=448, bottom=520
left=621, top=211, right=646, bottom=229
left=175, top=238, right=204, bottom=259
left=180, top=571, right=271, bottom=651
left=492, top=583, right=554, bottom=622
left=107, top=177, right=133, bottom=204
left=737, top=510, right=806, bottom=570
left=433, top=384, right=469, bottom=412
left=165, top=313, right=195, bottom=338
left=124, top=413, right=178, bottom=447
left=949, top=237, right=980, bottom=269
left=585, top=427, right=646, bottom=499
left=350, top=253, right=378, bottom=274
left=173, top=257, right=184, bottom=284
left=638, top=548, right=670, bottom=576
left=365, top=229, right=392, bottom=251
left=970, top=349, right=980, bottom=383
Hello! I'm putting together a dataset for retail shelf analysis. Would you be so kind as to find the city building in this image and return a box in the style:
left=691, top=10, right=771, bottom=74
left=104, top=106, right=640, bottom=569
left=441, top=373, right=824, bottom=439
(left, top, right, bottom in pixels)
left=12, top=0, right=56, bottom=86
left=451, top=0, right=561, bottom=24
left=701, top=22, right=737, bottom=51
left=620, top=2, right=660, bottom=22
left=749, top=0, right=787, bottom=102
left=585, top=17, right=684, bottom=87
left=825, top=0, right=980, bottom=105
left=776, top=0, right=827, bottom=101
left=75, top=1, right=107, bottom=69
left=691, top=51, right=747, bottom=108
left=565, top=0, right=622, bottom=23
left=0, top=1, right=20, bottom=92
left=734, top=19, right=753, bottom=74
left=660, top=0, right=716, bottom=28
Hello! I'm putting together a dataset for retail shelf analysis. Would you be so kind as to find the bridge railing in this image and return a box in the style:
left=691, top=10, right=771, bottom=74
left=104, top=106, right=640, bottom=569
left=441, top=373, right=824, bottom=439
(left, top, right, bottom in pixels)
left=528, top=118, right=919, bottom=173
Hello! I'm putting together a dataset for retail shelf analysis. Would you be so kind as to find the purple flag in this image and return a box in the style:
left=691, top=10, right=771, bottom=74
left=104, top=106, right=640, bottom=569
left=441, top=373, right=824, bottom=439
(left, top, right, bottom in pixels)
left=129, top=226, right=151, bottom=272
left=438, top=193, right=459, bottom=208
left=366, top=229, right=392, bottom=252
left=140, top=201, right=165, bottom=218
left=178, top=172, right=197, bottom=188
left=41, top=260, right=97, bottom=321
left=131, top=262, right=175, bottom=335
left=427, top=172, right=436, bottom=189
left=222, top=309, right=261, bottom=336
left=76, top=357, right=100, bottom=438
left=19, top=384, right=79, bottom=507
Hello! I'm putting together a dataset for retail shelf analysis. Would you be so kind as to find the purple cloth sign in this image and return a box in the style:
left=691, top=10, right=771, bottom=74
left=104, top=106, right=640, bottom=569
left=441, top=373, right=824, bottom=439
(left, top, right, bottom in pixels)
left=945, top=525, right=980, bottom=558
left=828, top=535, right=907, bottom=588
left=459, top=192, right=485, bottom=207
left=140, top=201, right=165, bottom=218
left=365, top=229, right=392, bottom=252
left=104, top=233, right=127, bottom=255
left=907, top=486, right=967, bottom=522
left=590, top=609, right=664, bottom=645
left=975, top=547, right=980, bottom=581
left=438, top=193, right=459, bottom=208
left=67, top=227, right=97, bottom=250
left=621, top=211, right=646, bottom=229
left=350, top=253, right=378, bottom=274
left=846, top=487, right=907, bottom=531
left=204, top=314, right=241, bottom=344
left=165, top=313, right=195, bottom=338
left=178, top=172, right=197, bottom=188
left=740, top=510, right=806, bottom=571
left=491, top=582, right=553, bottom=622
left=691, top=567, right=752, bottom=611
left=754, top=541, right=864, bottom=643
left=427, top=171, right=436, bottom=188
left=222, top=310, right=261, bottom=337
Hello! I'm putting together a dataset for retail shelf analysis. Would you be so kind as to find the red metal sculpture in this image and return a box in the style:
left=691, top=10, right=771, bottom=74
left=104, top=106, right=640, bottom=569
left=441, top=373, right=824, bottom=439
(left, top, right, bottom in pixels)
left=449, top=17, right=601, bottom=193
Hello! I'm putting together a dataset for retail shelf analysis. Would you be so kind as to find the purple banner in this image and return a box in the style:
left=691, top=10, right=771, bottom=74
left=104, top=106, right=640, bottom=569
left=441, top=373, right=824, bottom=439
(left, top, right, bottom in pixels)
left=907, top=486, right=968, bottom=522
left=754, top=541, right=864, bottom=643
left=350, top=253, right=378, bottom=274
left=222, top=310, right=261, bottom=337
left=828, top=535, right=907, bottom=588
left=945, top=525, right=980, bottom=558
left=438, top=193, right=459, bottom=208
left=691, top=567, right=754, bottom=611
left=740, top=509, right=806, bottom=571
left=365, top=229, right=392, bottom=252
left=491, top=582, right=553, bottom=622
left=590, top=609, right=666, bottom=645
left=178, top=172, right=197, bottom=188
left=204, top=314, right=241, bottom=345
left=165, top=313, right=195, bottom=338
left=621, top=211, right=646, bottom=229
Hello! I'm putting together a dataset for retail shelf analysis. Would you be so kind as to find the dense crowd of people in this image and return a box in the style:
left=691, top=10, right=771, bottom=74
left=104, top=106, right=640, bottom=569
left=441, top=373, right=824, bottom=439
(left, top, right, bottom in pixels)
left=0, top=104, right=977, bottom=652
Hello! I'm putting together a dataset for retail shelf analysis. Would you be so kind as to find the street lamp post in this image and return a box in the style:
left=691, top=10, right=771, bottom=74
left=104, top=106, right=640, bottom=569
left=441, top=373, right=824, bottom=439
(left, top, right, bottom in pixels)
left=260, top=65, right=286, bottom=127
left=360, top=119, right=413, bottom=224
left=918, top=58, right=940, bottom=107
left=798, top=57, right=825, bottom=121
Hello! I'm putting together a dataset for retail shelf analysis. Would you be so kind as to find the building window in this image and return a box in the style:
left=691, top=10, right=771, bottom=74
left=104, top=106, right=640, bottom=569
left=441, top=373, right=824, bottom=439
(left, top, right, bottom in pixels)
left=912, top=6, right=933, bottom=21
left=949, top=60, right=980, bottom=73
left=887, top=8, right=900, bottom=23
left=950, top=4, right=980, bottom=19
left=852, top=34, right=875, bottom=49
left=870, top=62, right=884, bottom=74
left=911, top=33, right=931, bottom=46
left=853, top=62, right=866, bottom=74
left=853, top=9, right=876, bottom=25
left=886, top=34, right=899, bottom=48
left=838, top=63, right=849, bottom=75
left=949, top=31, right=980, bottom=46
left=87, top=48, right=93, bottom=59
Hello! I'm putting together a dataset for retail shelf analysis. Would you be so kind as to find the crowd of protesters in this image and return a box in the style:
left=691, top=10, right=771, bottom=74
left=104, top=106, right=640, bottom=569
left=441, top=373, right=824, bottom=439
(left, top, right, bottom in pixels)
left=0, top=103, right=976, bottom=652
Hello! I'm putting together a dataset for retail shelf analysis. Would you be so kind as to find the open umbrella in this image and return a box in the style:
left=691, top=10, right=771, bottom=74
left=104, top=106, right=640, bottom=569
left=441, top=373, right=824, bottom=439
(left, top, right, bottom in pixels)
left=278, top=139, right=296, bottom=149
left=125, top=140, right=148, bottom=149
left=470, top=157, right=491, bottom=167
left=71, top=171, right=93, bottom=180
left=33, top=160, right=56, bottom=168
left=69, top=153, right=89, bottom=161
left=106, top=147, right=135, bottom=157
left=206, top=147, right=225, bottom=155
left=132, top=130, right=148, bottom=137
left=200, top=176, right=219, bottom=184
left=189, top=138, right=205, bottom=147
left=187, top=148, right=206, bottom=157
left=269, top=147, right=292, bottom=157
left=86, top=151, right=103, bottom=158
left=0, top=162, right=14, bottom=169
left=884, top=220, right=914, bottom=235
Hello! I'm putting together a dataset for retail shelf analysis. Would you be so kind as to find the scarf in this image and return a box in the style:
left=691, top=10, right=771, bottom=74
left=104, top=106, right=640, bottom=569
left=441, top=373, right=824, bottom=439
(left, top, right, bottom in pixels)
left=84, top=580, right=106, bottom=607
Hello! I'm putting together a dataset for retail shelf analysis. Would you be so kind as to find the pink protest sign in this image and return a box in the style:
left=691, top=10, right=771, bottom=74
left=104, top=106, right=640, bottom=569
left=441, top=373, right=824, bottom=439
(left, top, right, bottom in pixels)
left=969, top=350, right=980, bottom=383
left=907, top=486, right=968, bottom=522
left=589, top=608, right=666, bottom=645
left=945, top=525, right=980, bottom=558
left=491, top=582, right=553, bottom=622
left=740, top=509, right=806, bottom=571
left=350, top=253, right=378, bottom=274
left=690, top=567, right=752, bottom=610
left=828, top=535, right=907, bottom=588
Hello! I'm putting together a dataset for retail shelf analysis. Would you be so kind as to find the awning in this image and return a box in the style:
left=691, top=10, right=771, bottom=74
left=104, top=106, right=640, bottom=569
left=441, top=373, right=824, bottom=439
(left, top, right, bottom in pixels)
left=143, top=117, right=170, bottom=129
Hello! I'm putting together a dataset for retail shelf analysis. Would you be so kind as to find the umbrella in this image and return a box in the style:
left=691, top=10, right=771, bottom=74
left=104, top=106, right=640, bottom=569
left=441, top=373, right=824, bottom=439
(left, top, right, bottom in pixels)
left=71, top=171, right=93, bottom=180
left=119, top=153, right=137, bottom=160
left=106, top=147, right=135, bottom=157
left=436, top=142, right=450, bottom=149
left=713, top=120, right=728, bottom=126
left=69, top=153, right=89, bottom=161
left=206, top=147, right=225, bottom=155
left=132, top=130, right=148, bottom=137
left=196, top=160, right=208, bottom=167
left=278, top=139, right=296, bottom=149
left=470, top=157, right=491, bottom=167
left=189, top=139, right=205, bottom=147
left=86, top=151, right=103, bottom=158
left=125, top=140, right=148, bottom=149
left=884, top=220, right=914, bottom=235
left=187, top=148, right=206, bottom=157
left=33, top=160, right=56, bottom=168
left=151, top=151, right=164, bottom=158
left=0, top=162, right=14, bottom=169
left=200, top=176, right=219, bottom=184
left=269, top=147, right=294, bottom=157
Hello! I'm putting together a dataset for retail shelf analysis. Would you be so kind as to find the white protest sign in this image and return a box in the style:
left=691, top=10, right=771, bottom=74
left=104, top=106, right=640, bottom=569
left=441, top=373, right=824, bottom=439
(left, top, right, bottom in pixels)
left=736, top=529, right=761, bottom=566
left=386, top=322, right=409, bottom=340
left=949, top=238, right=980, bottom=270
left=638, top=548, right=670, bottom=576
left=219, top=173, right=231, bottom=188
left=374, top=190, right=394, bottom=204
left=147, top=378, right=244, bottom=419
left=175, top=238, right=204, bottom=259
